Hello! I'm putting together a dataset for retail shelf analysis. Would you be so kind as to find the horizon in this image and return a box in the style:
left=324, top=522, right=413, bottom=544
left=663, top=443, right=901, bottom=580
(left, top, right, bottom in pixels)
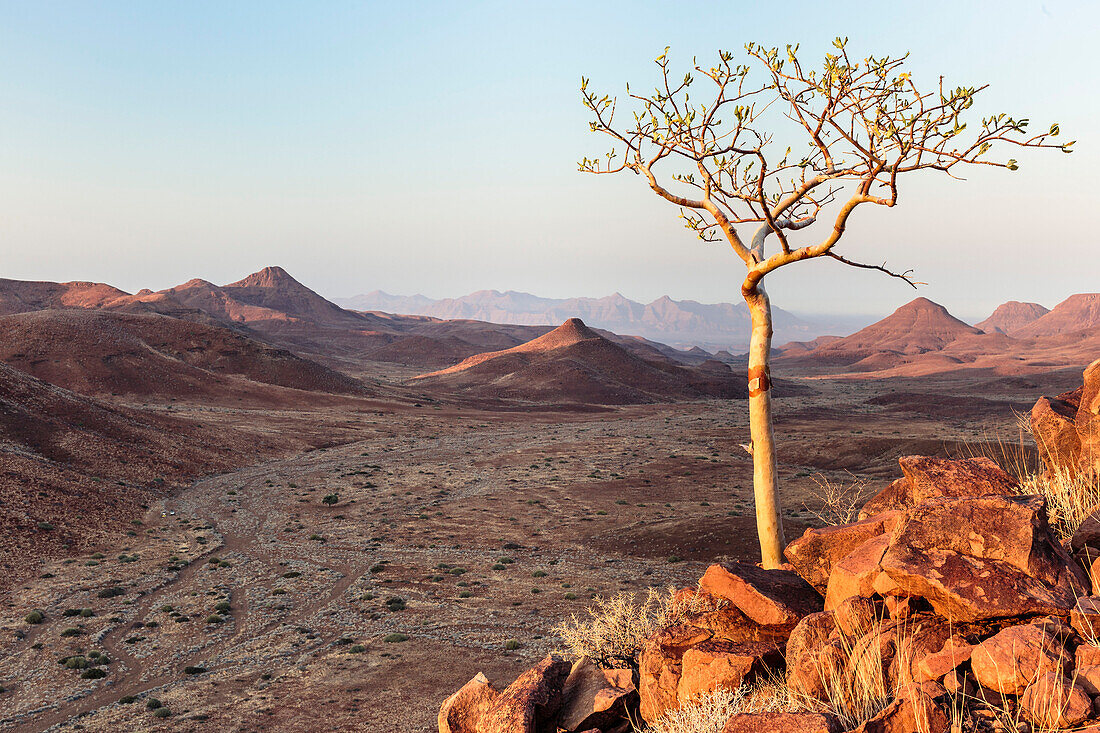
left=1, top=1, right=1096, bottom=322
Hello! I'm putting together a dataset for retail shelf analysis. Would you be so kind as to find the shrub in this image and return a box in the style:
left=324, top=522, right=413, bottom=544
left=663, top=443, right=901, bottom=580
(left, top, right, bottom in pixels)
left=37, top=521, right=54, bottom=531
left=81, top=668, right=107, bottom=680
left=385, top=597, right=406, bottom=612
left=24, top=610, right=44, bottom=624
left=504, top=639, right=521, bottom=650
left=214, top=601, right=231, bottom=613
left=205, top=614, right=224, bottom=624
left=119, top=695, right=137, bottom=704
left=383, top=633, right=408, bottom=643
left=97, top=586, right=125, bottom=599
left=146, top=698, right=162, bottom=709
left=60, top=627, right=81, bottom=637
left=63, top=656, right=89, bottom=669
left=79, top=608, right=94, bottom=618
left=282, top=571, right=301, bottom=578
left=348, top=644, right=366, bottom=653
left=152, top=707, right=171, bottom=718
left=322, top=494, right=339, bottom=505
left=184, top=666, right=207, bottom=675
left=648, top=683, right=794, bottom=733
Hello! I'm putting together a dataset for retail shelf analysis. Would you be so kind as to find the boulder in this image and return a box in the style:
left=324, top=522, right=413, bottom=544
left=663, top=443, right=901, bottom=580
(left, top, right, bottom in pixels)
left=916, top=636, right=975, bottom=683
left=1031, top=358, right=1100, bottom=480
left=637, top=624, right=711, bottom=723
left=849, top=692, right=949, bottom=733
left=970, top=624, right=1070, bottom=695
left=787, top=637, right=847, bottom=702
left=1019, top=671, right=1091, bottom=729
left=833, top=596, right=878, bottom=638
left=784, top=512, right=902, bottom=593
left=677, top=639, right=783, bottom=704
left=555, top=658, right=637, bottom=733
left=1070, top=596, right=1100, bottom=638
left=1076, top=664, right=1100, bottom=696
left=858, top=456, right=1018, bottom=520
left=823, top=534, right=890, bottom=611
left=722, top=711, right=841, bottom=733
left=1073, top=507, right=1100, bottom=554
left=879, top=495, right=1088, bottom=622
left=674, top=587, right=791, bottom=644
left=439, top=672, right=498, bottom=733
left=477, top=655, right=571, bottom=733
left=699, top=562, right=822, bottom=628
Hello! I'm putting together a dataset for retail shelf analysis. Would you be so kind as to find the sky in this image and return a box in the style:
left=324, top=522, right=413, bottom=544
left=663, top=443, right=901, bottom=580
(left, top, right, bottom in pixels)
left=0, top=0, right=1096, bottom=321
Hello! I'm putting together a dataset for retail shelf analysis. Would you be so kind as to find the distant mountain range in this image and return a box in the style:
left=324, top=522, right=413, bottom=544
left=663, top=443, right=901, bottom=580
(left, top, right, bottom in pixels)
left=335, top=290, right=869, bottom=351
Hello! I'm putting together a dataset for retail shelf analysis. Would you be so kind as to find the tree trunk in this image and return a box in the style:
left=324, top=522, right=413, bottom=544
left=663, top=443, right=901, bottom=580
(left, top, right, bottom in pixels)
left=743, top=284, right=785, bottom=568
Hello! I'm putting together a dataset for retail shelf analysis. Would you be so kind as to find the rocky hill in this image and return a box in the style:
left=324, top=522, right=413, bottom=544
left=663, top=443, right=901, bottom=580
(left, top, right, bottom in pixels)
left=975, top=300, right=1050, bottom=335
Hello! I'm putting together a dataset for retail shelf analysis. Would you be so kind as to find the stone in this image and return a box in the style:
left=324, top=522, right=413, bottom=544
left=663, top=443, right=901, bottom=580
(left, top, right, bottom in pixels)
left=898, top=455, right=1018, bottom=500
left=1074, top=507, right=1100, bottom=554
left=477, top=655, right=571, bottom=733
left=832, top=596, right=878, bottom=638
left=970, top=624, right=1070, bottom=695
left=674, top=587, right=791, bottom=644
left=849, top=693, right=949, bottom=733
left=677, top=639, right=782, bottom=704
left=439, top=672, right=498, bottom=733
left=824, top=534, right=890, bottom=610
left=787, top=638, right=846, bottom=702
left=1078, top=642, right=1100, bottom=667
left=858, top=478, right=913, bottom=521
left=1032, top=358, right=1100, bottom=480
left=1019, top=671, right=1091, bottom=730
left=916, top=637, right=975, bottom=683
left=1069, top=596, right=1100, bottom=638
left=784, top=512, right=903, bottom=593
left=879, top=495, right=1088, bottom=622
left=555, top=658, right=637, bottom=733
left=637, top=624, right=711, bottom=723
left=721, top=711, right=841, bottom=733
left=1076, top=664, right=1100, bottom=695
left=699, top=561, right=822, bottom=627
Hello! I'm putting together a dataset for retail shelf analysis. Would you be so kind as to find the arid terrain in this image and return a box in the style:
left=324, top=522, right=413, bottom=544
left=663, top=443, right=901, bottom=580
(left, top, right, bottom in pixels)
left=0, top=268, right=1096, bottom=731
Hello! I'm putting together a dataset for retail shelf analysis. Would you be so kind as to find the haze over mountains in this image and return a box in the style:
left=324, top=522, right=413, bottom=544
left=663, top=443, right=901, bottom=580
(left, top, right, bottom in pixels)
left=336, top=289, right=867, bottom=352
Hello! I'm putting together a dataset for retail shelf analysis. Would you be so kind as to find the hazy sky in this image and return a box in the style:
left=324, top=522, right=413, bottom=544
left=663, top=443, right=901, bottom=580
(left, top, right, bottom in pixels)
left=0, top=1, right=1095, bottom=320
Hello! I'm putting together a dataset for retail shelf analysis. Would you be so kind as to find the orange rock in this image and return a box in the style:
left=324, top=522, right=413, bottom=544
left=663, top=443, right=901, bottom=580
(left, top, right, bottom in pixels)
left=676, top=639, right=782, bottom=705
left=1019, top=672, right=1091, bottom=730
left=970, top=624, right=1070, bottom=695
left=784, top=511, right=902, bottom=593
left=916, top=636, right=975, bottom=683
left=477, top=655, right=571, bottom=733
left=637, top=624, right=711, bottom=723
left=438, top=672, right=497, bottom=733
left=823, top=535, right=890, bottom=611
left=555, top=658, right=637, bottom=733
left=721, top=711, right=841, bottom=732
left=698, top=562, right=822, bottom=627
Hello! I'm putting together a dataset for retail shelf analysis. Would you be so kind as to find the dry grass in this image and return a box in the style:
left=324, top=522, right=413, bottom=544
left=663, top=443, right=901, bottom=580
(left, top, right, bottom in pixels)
left=640, top=678, right=796, bottom=733
left=555, top=585, right=729, bottom=668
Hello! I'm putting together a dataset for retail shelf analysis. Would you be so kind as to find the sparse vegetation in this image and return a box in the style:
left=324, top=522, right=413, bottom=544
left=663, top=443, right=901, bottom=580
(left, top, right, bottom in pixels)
left=24, top=610, right=44, bottom=624
left=383, top=633, right=408, bottom=643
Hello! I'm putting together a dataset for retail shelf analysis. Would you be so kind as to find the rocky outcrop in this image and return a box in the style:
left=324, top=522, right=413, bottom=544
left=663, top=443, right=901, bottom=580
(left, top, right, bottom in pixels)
left=1032, top=358, right=1100, bottom=480
left=440, top=450, right=1100, bottom=733
left=476, top=655, right=571, bottom=733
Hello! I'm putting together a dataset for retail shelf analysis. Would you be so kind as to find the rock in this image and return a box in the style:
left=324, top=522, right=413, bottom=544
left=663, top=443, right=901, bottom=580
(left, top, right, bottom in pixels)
left=1069, top=596, right=1100, bottom=638
left=1074, top=506, right=1100, bottom=553
left=783, top=612, right=839, bottom=701
left=1076, top=664, right=1100, bottom=695
left=787, top=638, right=847, bottom=702
left=832, top=596, right=878, bottom=638
left=916, top=636, right=975, bottom=682
left=638, top=624, right=711, bottom=723
left=970, top=624, right=1070, bottom=695
left=849, top=692, right=949, bottom=733
left=879, top=495, right=1088, bottom=622
left=858, top=456, right=1018, bottom=520
left=1019, top=671, right=1091, bottom=729
left=439, top=672, right=498, bottom=733
left=477, top=655, right=571, bottom=733
left=898, top=455, right=1018, bottom=500
left=721, top=711, right=841, bottom=733
left=1078, top=642, right=1100, bottom=667
left=677, top=639, right=783, bottom=705
left=784, top=512, right=903, bottom=593
left=824, top=534, right=890, bottom=611
left=674, top=587, right=791, bottom=644
left=699, top=562, right=822, bottom=628
left=1031, top=358, right=1100, bottom=480
left=858, top=478, right=912, bottom=521
left=555, top=658, right=637, bottom=733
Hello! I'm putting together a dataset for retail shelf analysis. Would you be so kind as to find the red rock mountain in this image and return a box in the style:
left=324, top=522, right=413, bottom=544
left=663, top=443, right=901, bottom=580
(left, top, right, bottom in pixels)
left=1012, top=293, right=1100, bottom=338
left=976, top=301, right=1050, bottom=335
left=795, top=298, right=982, bottom=369
left=0, top=310, right=367, bottom=400
left=415, top=318, right=746, bottom=404
left=0, top=278, right=130, bottom=314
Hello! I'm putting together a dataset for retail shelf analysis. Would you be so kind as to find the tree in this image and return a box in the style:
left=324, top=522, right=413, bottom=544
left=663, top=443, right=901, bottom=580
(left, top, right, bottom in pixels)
left=322, top=493, right=339, bottom=506
left=580, top=40, right=1071, bottom=568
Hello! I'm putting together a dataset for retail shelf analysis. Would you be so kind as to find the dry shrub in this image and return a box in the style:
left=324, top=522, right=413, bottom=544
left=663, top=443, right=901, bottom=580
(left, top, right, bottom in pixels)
left=803, top=473, right=870, bottom=526
left=1019, top=464, right=1100, bottom=541
left=556, top=585, right=728, bottom=668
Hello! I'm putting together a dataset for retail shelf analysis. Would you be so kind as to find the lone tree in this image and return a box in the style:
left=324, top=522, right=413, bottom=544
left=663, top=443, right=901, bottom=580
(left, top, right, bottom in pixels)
left=580, top=40, right=1071, bottom=567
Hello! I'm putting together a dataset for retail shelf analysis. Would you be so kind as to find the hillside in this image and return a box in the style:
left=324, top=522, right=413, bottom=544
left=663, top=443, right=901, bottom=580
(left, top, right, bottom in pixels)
left=1012, top=293, right=1100, bottom=338
left=0, top=278, right=131, bottom=314
left=975, top=300, right=1050, bottom=335
left=414, top=318, right=746, bottom=404
left=0, top=310, right=367, bottom=400
left=784, top=297, right=984, bottom=371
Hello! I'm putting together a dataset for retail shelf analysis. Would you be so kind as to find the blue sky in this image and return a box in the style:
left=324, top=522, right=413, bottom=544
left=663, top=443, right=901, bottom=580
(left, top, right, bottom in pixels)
left=0, top=1, right=1095, bottom=319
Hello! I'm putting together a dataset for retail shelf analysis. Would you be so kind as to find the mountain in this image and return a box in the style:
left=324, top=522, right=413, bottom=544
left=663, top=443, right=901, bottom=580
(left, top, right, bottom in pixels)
left=1012, top=293, right=1100, bottom=338
left=336, top=289, right=825, bottom=351
left=975, top=301, right=1050, bottom=335
left=0, top=310, right=367, bottom=400
left=414, top=318, right=747, bottom=405
left=0, top=278, right=131, bottom=314
left=785, top=298, right=984, bottom=371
